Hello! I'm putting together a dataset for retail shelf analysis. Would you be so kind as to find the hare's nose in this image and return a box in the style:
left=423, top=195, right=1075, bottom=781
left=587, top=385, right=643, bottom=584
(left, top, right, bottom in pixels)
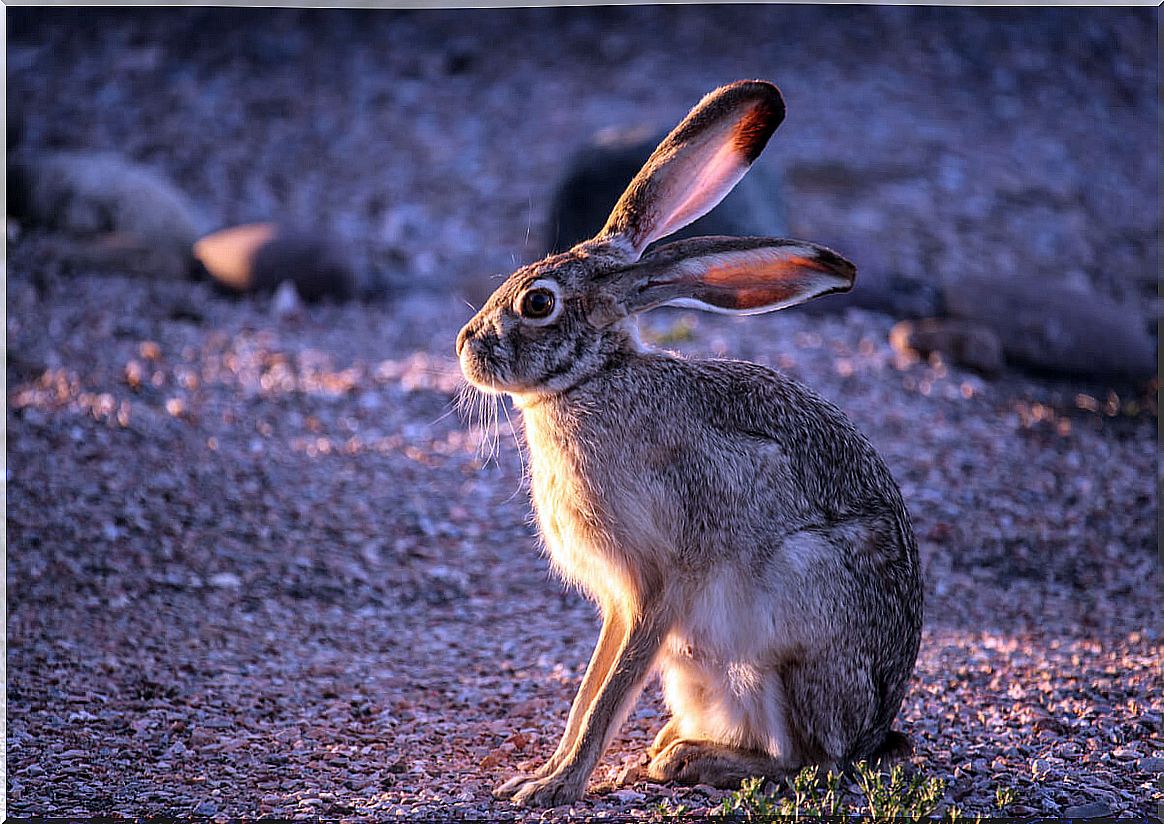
left=455, top=324, right=473, bottom=357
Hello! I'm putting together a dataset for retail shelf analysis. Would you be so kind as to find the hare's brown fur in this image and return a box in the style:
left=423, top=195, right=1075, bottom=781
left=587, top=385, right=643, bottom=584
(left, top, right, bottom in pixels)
left=458, top=80, right=922, bottom=807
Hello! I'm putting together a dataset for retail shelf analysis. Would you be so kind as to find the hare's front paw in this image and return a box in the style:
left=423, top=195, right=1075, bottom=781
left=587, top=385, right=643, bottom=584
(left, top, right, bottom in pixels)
left=493, top=771, right=541, bottom=800
left=509, top=772, right=585, bottom=807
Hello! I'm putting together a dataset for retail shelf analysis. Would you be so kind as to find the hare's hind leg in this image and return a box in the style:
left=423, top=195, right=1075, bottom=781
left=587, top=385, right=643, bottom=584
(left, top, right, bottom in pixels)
left=646, top=739, right=792, bottom=789
left=778, top=648, right=886, bottom=769
left=647, top=651, right=805, bottom=788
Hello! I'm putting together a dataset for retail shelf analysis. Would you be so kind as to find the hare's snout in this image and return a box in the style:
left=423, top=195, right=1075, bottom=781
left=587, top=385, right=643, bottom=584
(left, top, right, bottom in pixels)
left=456, top=321, right=482, bottom=376
left=456, top=318, right=504, bottom=392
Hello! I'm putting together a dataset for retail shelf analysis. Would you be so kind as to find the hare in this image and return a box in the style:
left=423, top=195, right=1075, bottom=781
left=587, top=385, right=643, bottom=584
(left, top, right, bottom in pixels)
left=456, top=80, right=922, bottom=808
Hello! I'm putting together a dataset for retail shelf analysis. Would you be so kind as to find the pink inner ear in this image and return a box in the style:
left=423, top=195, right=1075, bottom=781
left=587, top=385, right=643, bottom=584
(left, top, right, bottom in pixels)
left=645, top=140, right=750, bottom=246
left=602, top=85, right=786, bottom=257
left=697, top=257, right=828, bottom=310
left=648, top=248, right=852, bottom=314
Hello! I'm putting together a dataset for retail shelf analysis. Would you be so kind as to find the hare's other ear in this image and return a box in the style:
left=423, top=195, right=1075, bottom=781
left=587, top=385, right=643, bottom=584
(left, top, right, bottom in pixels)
left=610, top=236, right=855, bottom=317
left=596, top=80, right=785, bottom=260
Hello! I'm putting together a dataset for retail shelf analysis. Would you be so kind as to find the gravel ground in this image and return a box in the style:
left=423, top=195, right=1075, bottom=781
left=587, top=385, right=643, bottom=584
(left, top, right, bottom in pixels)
left=6, top=7, right=1160, bottom=819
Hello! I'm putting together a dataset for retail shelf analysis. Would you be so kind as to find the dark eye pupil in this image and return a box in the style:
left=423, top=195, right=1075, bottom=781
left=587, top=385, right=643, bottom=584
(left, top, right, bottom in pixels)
left=522, top=289, right=555, bottom=318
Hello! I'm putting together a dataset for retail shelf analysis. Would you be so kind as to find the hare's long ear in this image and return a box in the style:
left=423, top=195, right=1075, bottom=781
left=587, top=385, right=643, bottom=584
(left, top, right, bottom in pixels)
left=595, top=80, right=785, bottom=261
left=594, top=237, right=854, bottom=321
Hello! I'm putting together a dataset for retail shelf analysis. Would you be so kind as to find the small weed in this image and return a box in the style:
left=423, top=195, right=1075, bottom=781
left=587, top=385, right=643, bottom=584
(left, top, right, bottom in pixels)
left=783, top=766, right=845, bottom=818
left=994, top=784, right=1019, bottom=810
left=716, top=761, right=950, bottom=821
left=855, top=760, right=946, bottom=819
left=716, top=776, right=780, bottom=820
left=647, top=797, right=690, bottom=820
left=940, top=803, right=986, bottom=823
left=715, top=766, right=843, bottom=820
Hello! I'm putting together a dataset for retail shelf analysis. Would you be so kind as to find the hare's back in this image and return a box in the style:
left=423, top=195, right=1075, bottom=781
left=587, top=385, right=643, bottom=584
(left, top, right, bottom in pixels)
left=615, top=354, right=905, bottom=515
left=537, top=351, right=916, bottom=589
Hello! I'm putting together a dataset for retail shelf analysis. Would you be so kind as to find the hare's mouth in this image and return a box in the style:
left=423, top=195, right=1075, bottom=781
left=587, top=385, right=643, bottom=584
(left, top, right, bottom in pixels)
left=458, top=345, right=506, bottom=394
left=459, top=335, right=559, bottom=396
left=460, top=351, right=550, bottom=398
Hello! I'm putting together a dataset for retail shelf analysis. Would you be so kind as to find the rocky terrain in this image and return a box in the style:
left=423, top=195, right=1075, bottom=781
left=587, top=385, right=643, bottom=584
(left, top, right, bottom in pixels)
left=6, top=6, right=1159, bottom=819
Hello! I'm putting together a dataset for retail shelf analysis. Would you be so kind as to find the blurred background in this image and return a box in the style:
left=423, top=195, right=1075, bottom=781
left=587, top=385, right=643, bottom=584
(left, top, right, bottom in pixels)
left=9, top=8, right=1158, bottom=345
left=6, top=6, right=1160, bottom=819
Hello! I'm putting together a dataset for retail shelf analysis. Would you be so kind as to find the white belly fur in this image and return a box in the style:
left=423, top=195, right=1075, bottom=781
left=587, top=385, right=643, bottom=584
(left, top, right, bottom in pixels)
left=658, top=565, right=800, bottom=760
left=524, top=405, right=671, bottom=613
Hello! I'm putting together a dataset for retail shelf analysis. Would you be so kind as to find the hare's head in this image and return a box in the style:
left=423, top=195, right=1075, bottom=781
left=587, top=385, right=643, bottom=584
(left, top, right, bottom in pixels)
left=457, top=80, right=856, bottom=397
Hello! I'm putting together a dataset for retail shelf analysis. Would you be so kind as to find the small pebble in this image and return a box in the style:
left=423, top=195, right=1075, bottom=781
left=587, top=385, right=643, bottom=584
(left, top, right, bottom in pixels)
left=1063, top=801, right=1112, bottom=819
left=610, top=789, right=645, bottom=804
left=193, top=800, right=218, bottom=816
left=208, top=572, right=242, bottom=589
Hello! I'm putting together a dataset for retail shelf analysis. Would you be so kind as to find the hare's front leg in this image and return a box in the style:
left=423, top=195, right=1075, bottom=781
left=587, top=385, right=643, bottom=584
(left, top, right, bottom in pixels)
left=494, top=610, right=627, bottom=799
left=507, top=601, right=671, bottom=808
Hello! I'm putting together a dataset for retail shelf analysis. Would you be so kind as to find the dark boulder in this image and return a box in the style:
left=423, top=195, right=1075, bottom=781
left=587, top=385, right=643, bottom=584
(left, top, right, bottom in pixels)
left=890, top=318, right=1004, bottom=375
left=193, top=222, right=357, bottom=302
left=943, top=275, right=1155, bottom=381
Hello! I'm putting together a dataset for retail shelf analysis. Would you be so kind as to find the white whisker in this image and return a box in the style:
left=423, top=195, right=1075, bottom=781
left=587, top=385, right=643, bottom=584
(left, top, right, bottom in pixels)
left=524, top=191, right=533, bottom=248
left=487, top=395, right=502, bottom=466
left=428, top=396, right=462, bottom=427
left=499, top=395, right=528, bottom=503
left=461, top=383, right=500, bottom=468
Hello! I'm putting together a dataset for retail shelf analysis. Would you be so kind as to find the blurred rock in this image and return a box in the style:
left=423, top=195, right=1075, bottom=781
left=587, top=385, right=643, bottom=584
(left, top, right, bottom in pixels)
left=16, top=232, right=194, bottom=281
left=544, top=126, right=790, bottom=254
left=943, top=275, right=1155, bottom=381
left=8, top=150, right=204, bottom=279
left=193, top=222, right=357, bottom=302
left=193, top=223, right=277, bottom=291
left=890, top=318, right=1004, bottom=375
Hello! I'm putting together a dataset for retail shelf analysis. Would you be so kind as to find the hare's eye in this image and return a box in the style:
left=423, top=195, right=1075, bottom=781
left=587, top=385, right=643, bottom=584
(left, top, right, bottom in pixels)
left=520, top=288, right=556, bottom=320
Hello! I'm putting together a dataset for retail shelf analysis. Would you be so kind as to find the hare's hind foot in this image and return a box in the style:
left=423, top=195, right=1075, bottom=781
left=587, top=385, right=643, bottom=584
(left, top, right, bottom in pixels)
left=646, top=739, right=792, bottom=789
left=647, top=718, right=681, bottom=758
left=614, top=719, right=683, bottom=786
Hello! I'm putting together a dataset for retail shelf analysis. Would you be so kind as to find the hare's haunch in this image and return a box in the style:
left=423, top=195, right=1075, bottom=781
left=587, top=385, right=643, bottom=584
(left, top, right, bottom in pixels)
left=457, top=80, right=923, bottom=808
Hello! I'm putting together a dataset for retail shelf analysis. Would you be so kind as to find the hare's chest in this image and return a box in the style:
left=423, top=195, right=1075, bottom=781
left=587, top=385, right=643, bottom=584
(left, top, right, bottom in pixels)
left=527, top=446, right=619, bottom=593
left=523, top=412, right=654, bottom=608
